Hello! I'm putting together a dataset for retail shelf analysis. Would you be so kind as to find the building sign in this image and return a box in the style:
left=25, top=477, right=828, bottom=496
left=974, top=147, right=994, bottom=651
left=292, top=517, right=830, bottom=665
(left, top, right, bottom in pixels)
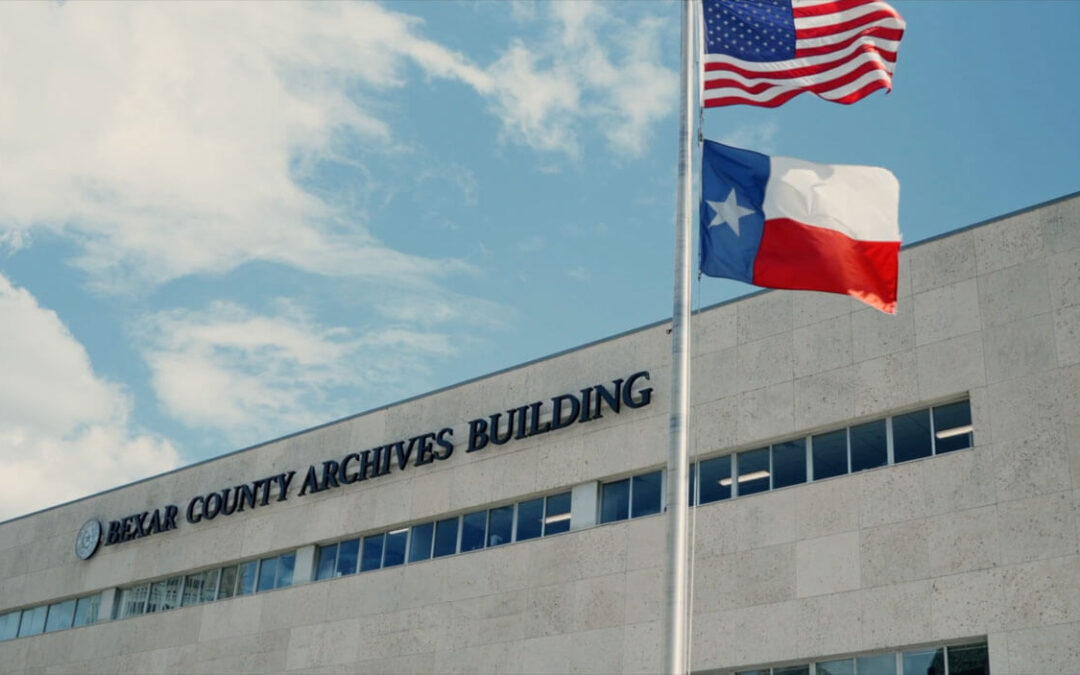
left=79, top=370, right=653, bottom=559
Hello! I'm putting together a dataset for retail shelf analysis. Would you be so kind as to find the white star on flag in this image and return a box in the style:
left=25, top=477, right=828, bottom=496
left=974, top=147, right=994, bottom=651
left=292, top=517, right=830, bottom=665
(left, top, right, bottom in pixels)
left=706, top=187, right=755, bottom=235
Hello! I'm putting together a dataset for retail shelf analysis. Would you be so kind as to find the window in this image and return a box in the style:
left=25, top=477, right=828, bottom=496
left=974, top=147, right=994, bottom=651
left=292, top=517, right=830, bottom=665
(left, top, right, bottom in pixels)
left=408, top=523, right=434, bottom=563
left=933, top=401, right=973, bottom=454
left=725, top=641, right=987, bottom=675
left=44, top=599, right=75, bottom=633
left=0, top=611, right=19, bottom=641
left=600, top=478, right=630, bottom=523
left=433, top=517, right=459, bottom=557
left=361, top=534, right=385, bottom=571
left=182, top=570, right=219, bottom=606
left=384, top=528, right=407, bottom=567
left=116, top=584, right=149, bottom=619
left=460, top=511, right=487, bottom=552
left=487, top=506, right=513, bottom=546
left=335, top=539, right=359, bottom=577
left=315, top=543, right=339, bottom=581
left=72, top=595, right=100, bottom=627
left=543, top=492, right=572, bottom=535
left=812, top=430, right=848, bottom=480
left=699, top=455, right=732, bottom=504
left=601, top=470, right=663, bottom=523
left=16, top=605, right=46, bottom=637
left=735, top=448, right=770, bottom=496
left=772, top=439, right=807, bottom=489
left=850, top=419, right=887, bottom=472
left=516, top=498, right=544, bottom=541
left=218, top=565, right=239, bottom=600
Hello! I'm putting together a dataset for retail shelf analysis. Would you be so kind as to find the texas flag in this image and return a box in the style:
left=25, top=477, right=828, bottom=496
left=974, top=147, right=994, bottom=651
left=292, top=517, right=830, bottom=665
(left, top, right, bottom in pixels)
left=699, top=140, right=900, bottom=313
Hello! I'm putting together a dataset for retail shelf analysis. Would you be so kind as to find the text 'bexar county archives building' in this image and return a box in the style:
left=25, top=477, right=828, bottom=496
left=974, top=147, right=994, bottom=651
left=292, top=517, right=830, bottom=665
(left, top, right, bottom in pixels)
left=1, top=192, right=1079, bottom=675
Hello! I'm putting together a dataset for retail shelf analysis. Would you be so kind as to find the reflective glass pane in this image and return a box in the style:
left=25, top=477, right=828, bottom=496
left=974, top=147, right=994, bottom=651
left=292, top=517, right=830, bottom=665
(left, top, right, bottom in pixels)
left=893, top=409, right=932, bottom=462
left=16, top=606, right=46, bottom=637
left=735, top=670, right=769, bottom=675
left=815, top=658, right=854, bottom=675
left=812, top=429, right=848, bottom=480
left=434, top=517, right=460, bottom=557
left=161, top=577, right=182, bottom=610
left=736, top=448, right=770, bottom=496
left=315, top=544, right=338, bottom=580
left=946, top=643, right=989, bottom=675
left=44, top=600, right=75, bottom=633
left=238, top=560, right=258, bottom=595
left=182, top=572, right=206, bottom=606
left=516, top=498, right=544, bottom=541
left=856, top=653, right=897, bottom=675
left=361, top=534, right=385, bottom=571
left=277, top=552, right=295, bottom=587
left=0, top=611, right=19, bottom=640
left=145, top=581, right=166, bottom=613
left=600, top=478, right=630, bottom=523
left=903, top=648, right=945, bottom=675
left=850, top=419, right=887, bottom=472
left=488, top=506, right=513, bottom=547
left=218, top=566, right=239, bottom=599
left=384, top=529, right=407, bottom=567
left=73, top=595, right=100, bottom=627
left=774, top=666, right=810, bottom=675
left=257, top=557, right=277, bottom=592
left=698, top=455, right=731, bottom=504
left=544, top=492, right=572, bottom=535
left=336, top=539, right=359, bottom=577
left=460, top=511, right=487, bottom=552
left=772, top=439, right=807, bottom=489
left=632, top=471, right=663, bottom=517
left=688, top=463, right=697, bottom=506
left=409, top=523, right=435, bottom=562
left=934, top=400, right=973, bottom=453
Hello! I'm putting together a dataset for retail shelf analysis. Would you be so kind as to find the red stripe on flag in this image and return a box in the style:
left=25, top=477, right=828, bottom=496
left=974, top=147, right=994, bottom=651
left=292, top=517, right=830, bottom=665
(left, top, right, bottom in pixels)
left=752, top=218, right=899, bottom=313
left=792, top=0, right=885, bottom=19
left=795, top=9, right=901, bottom=40
left=703, top=45, right=895, bottom=80
left=794, top=27, right=903, bottom=58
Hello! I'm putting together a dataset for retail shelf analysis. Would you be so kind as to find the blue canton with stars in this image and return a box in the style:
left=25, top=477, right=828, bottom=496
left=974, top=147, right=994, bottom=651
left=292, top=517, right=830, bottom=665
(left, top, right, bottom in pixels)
left=703, top=0, right=796, bottom=61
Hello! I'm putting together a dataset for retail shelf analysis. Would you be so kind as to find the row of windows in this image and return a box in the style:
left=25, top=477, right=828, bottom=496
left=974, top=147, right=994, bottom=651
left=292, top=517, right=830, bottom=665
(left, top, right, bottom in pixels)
left=0, top=594, right=99, bottom=641
left=732, top=641, right=988, bottom=675
left=691, top=400, right=972, bottom=503
left=113, top=551, right=296, bottom=619
left=315, top=491, right=571, bottom=580
left=598, top=400, right=973, bottom=525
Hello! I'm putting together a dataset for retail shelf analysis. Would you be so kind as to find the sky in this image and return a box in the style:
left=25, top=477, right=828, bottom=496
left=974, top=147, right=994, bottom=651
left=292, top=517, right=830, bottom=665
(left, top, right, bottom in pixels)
left=1, top=0, right=1078, bottom=522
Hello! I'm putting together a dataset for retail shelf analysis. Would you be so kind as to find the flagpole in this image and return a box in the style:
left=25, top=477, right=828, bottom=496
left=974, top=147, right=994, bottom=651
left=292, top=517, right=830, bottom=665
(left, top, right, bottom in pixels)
left=665, top=0, right=695, bottom=672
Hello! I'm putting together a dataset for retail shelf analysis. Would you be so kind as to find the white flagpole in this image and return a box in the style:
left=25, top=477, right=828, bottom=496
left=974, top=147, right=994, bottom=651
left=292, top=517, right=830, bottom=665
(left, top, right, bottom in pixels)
left=665, top=0, right=695, bottom=673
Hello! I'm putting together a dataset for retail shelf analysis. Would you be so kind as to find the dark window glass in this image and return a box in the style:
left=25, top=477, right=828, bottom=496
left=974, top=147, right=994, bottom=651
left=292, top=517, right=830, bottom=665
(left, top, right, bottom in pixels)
left=277, top=552, right=295, bottom=587
left=815, top=659, right=854, bottom=675
left=257, top=557, right=277, bottom=592
left=774, top=667, right=810, bottom=675
left=812, top=429, right=848, bottom=480
left=544, top=492, right=572, bottom=535
left=893, top=408, right=932, bottom=462
left=218, top=566, right=238, bottom=599
left=361, top=534, right=385, bottom=572
left=336, top=539, right=359, bottom=577
left=315, top=544, right=338, bottom=580
left=631, top=471, right=663, bottom=517
left=516, top=498, right=544, bottom=541
left=238, top=560, right=258, bottom=595
left=182, top=572, right=208, bottom=606
left=946, top=643, right=989, bottom=675
left=903, top=648, right=945, bottom=675
left=0, top=611, right=20, bottom=640
left=772, top=439, right=807, bottom=488
left=688, top=464, right=697, bottom=506
left=737, top=448, right=770, bottom=495
left=73, top=595, right=100, bottom=627
left=384, top=529, right=407, bottom=567
left=488, top=506, right=513, bottom=547
left=855, top=653, right=896, bottom=675
left=850, top=419, right=887, bottom=472
left=698, top=455, right=731, bottom=504
left=434, top=517, right=459, bottom=557
left=460, top=511, right=487, bottom=552
left=44, top=600, right=75, bottom=633
left=16, top=606, right=46, bottom=637
left=161, top=577, right=182, bottom=610
left=408, top=523, right=435, bottom=562
left=600, top=478, right=630, bottom=523
left=934, top=400, right=973, bottom=453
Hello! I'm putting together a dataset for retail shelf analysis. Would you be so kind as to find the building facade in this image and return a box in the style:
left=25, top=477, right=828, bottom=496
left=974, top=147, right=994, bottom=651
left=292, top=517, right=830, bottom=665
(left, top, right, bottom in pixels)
left=0, top=193, right=1078, bottom=674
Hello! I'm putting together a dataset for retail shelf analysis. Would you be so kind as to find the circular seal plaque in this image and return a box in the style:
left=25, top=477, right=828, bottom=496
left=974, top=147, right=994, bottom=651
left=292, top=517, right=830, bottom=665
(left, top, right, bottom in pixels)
left=75, top=519, right=102, bottom=560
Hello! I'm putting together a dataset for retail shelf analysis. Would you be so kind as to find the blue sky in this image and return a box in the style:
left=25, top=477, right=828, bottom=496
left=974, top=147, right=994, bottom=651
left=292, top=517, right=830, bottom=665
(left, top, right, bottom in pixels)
left=0, top=0, right=1077, bottom=520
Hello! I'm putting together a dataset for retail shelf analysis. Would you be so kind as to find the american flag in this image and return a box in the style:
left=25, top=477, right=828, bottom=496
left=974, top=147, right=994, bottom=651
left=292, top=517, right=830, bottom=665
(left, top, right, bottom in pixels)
left=701, top=0, right=905, bottom=108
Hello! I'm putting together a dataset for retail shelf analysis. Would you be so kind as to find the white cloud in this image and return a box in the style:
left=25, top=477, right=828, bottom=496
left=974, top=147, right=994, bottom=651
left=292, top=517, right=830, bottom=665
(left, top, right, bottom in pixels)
left=719, top=120, right=781, bottom=155
left=0, top=274, right=179, bottom=521
left=137, top=301, right=461, bottom=444
left=0, top=1, right=486, bottom=291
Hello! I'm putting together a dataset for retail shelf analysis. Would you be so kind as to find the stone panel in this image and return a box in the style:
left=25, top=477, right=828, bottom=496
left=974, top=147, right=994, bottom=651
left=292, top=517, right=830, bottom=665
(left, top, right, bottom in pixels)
left=913, top=279, right=981, bottom=346
left=996, top=491, right=1078, bottom=566
left=793, top=315, right=853, bottom=379
left=982, top=313, right=1058, bottom=384
left=851, top=303, right=915, bottom=362
left=929, top=568, right=1005, bottom=637
left=860, top=519, right=930, bottom=587
left=915, top=332, right=985, bottom=401
left=977, top=259, right=1051, bottom=328
left=1054, top=305, right=1080, bottom=367
left=737, top=291, right=792, bottom=344
left=795, top=531, right=859, bottom=597
left=1047, top=247, right=1080, bottom=309
left=858, top=580, right=933, bottom=651
left=737, top=382, right=795, bottom=444
left=926, top=504, right=1000, bottom=576
left=999, top=556, right=1080, bottom=631
left=738, top=332, right=793, bottom=392
left=1004, top=621, right=1080, bottom=673
left=974, top=211, right=1046, bottom=275
left=907, top=229, right=978, bottom=294
left=793, top=366, right=855, bottom=431
left=852, top=351, right=919, bottom=418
